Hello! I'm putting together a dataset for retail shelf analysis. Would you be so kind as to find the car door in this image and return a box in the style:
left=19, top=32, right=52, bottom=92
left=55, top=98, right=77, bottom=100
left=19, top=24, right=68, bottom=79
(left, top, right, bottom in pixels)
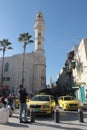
left=50, top=96, right=56, bottom=111
left=58, top=97, right=63, bottom=108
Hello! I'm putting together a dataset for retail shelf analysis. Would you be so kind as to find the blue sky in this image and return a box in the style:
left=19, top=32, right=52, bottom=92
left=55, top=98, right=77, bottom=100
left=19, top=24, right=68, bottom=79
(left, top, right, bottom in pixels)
left=0, top=0, right=87, bottom=84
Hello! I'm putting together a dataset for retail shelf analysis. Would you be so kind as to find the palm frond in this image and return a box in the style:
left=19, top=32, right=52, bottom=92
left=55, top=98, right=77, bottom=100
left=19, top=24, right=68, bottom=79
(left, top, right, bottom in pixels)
left=7, top=47, right=13, bottom=50
left=0, top=39, right=12, bottom=47
left=28, top=40, right=34, bottom=43
left=18, top=37, right=23, bottom=42
left=0, top=41, right=3, bottom=46
left=0, top=48, right=3, bottom=51
left=18, top=32, right=34, bottom=44
left=0, top=38, right=12, bottom=53
left=5, top=42, right=11, bottom=46
left=28, top=35, right=32, bottom=39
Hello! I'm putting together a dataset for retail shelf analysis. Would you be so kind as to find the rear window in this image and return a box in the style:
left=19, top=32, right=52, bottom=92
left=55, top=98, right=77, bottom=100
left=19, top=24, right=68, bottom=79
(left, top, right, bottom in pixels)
left=64, top=96, right=75, bottom=100
left=31, top=95, right=50, bottom=101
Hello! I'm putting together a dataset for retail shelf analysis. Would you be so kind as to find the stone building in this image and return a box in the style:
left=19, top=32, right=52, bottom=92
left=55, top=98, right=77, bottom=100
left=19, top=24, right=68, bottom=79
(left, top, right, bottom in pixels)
left=0, top=12, right=46, bottom=95
left=57, top=38, right=87, bottom=103
left=72, top=38, right=87, bottom=103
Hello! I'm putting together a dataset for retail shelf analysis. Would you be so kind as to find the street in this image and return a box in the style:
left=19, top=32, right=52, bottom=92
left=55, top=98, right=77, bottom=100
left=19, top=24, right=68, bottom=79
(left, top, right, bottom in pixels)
left=0, top=109, right=87, bottom=130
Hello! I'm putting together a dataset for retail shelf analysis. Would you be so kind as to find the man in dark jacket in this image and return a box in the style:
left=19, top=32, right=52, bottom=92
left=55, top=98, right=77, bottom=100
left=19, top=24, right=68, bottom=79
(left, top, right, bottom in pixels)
left=19, top=85, right=29, bottom=123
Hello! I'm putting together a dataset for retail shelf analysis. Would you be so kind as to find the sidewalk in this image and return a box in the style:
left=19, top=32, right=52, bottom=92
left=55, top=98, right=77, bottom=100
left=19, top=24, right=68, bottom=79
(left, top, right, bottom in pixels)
left=0, top=112, right=87, bottom=130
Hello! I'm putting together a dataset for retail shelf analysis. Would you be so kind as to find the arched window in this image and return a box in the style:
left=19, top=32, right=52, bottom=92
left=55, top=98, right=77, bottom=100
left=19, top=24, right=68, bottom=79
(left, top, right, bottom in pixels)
left=38, top=32, right=41, bottom=37
left=4, top=62, right=9, bottom=72
left=38, top=41, right=41, bottom=45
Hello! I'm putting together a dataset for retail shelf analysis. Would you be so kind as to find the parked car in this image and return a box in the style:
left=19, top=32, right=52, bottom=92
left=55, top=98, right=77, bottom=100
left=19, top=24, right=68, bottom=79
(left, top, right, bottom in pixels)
left=58, top=96, right=81, bottom=110
left=81, top=103, right=87, bottom=111
left=27, top=94, right=56, bottom=116
left=15, top=97, right=30, bottom=108
left=15, top=97, right=19, bottom=108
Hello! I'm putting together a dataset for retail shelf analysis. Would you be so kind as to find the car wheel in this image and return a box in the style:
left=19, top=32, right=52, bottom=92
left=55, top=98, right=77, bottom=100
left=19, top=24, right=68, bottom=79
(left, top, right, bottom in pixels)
left=27, top=111, right=30, bottom=116
left=48, top=113, right=52, bottom=117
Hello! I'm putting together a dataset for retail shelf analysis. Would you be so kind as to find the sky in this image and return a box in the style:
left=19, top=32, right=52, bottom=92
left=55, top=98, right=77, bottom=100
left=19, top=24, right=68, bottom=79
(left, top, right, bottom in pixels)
left=0, top=0, right=87, bottom=84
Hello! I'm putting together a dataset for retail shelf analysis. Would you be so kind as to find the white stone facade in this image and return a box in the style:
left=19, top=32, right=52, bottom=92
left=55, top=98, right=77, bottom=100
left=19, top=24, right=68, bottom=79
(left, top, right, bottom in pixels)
left=72, top=38, right=87, bottom=101
left=0, top=12, right=46, bottom=95
left=73, top=38, right=87, bottom=87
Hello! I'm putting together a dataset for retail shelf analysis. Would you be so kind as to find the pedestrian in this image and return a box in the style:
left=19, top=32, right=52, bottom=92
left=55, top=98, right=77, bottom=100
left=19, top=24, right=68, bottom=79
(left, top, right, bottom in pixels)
left=0, top=95, right=7, bottom=107
left=0, top=95, right=9, bottom=123
left=18, top=84, right=29, bottom=123
left=0, top=98, right=9, bottom=123
left=7, top=93, right=14, bottom=117
left=7, top=93, right=14, bottom=108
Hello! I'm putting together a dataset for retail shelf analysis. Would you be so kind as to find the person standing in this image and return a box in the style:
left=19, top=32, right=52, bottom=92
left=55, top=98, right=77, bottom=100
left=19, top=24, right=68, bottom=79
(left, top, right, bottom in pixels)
left=7, top=94, right=13, bottom=108
left=7, top=93, right=14, bottom=117
left=18, top=85, right=29, bottom=123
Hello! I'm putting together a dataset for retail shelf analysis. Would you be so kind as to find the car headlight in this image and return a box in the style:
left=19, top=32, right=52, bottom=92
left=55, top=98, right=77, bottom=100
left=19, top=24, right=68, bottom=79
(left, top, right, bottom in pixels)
left=64, top=103, right=69, bottom=106
left=27, top=105, right=30, bottom=109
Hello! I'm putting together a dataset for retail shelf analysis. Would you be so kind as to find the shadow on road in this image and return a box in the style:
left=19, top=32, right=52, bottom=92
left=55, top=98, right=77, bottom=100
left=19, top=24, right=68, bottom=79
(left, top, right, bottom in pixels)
left=0, top=122, right=29, bottom=128
left=31, top=121, right=83, bottom=130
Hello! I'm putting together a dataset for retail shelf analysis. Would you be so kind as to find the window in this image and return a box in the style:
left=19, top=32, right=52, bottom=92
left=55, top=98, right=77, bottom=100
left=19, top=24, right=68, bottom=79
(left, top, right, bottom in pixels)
left=2, top=77, right=10, bottom=81
left=4, top=62, right=9, bottom=72
left=38, top=32, right=41, bottom=36
left=6, top=77, right=10, bottom=81
left=3, top=77, right=5, bottom=81
left=38, top=42, right=41, bottom=45
left=51, top=96, right=55, bottom=101
left=39, top=14, right=41, bottom=18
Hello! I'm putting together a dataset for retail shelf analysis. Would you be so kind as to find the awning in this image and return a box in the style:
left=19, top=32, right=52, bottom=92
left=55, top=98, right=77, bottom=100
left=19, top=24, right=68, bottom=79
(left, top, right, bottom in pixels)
left=72, top=86, right=79, bottom=89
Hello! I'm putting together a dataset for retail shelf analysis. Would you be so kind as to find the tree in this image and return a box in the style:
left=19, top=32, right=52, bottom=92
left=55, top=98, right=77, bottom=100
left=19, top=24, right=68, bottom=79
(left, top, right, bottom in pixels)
left=0, top=39, right=12, bottom=91
left=18, top=32, right=34, bottom=87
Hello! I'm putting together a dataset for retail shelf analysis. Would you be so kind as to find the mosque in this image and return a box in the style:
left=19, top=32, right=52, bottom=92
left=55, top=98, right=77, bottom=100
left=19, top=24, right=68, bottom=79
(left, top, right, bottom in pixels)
left=0, top=12, right=46, bottom=95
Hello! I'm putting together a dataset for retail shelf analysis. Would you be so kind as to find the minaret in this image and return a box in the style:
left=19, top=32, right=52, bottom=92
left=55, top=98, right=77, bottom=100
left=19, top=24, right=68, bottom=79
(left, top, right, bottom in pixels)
left=34, top=12, right=46, bottom=92
left=34, top=12, right=45, bottom=52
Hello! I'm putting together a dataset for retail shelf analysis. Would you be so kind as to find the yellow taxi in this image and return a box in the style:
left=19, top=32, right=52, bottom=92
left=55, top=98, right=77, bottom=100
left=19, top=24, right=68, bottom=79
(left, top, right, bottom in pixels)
left=15, top=97, right=19, bottom=108
left=15, top=97, right=30, bottom=108
left=58, top=96, right=81, bottom=110
left=27, top=94, right=56, bottom=116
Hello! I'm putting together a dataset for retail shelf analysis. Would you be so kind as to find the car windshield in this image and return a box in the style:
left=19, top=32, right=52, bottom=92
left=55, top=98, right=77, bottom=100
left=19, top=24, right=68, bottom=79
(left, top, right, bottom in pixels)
left=31, top=96, right=50, bottom=101
left=64, top=96, right=75, bottom=100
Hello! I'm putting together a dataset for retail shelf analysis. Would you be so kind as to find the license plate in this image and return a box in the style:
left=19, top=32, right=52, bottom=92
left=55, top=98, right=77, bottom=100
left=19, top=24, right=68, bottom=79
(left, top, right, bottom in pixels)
left=72, top=105, right=76, bottom=107
left=35, top=109, right=39, bottom=112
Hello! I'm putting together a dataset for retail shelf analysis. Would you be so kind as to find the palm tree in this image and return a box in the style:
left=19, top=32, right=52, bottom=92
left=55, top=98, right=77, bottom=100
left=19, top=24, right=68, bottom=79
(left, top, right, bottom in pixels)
left=0, top=39, right=12, bottom=90
left=18, top=32, right=34, bottom=87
